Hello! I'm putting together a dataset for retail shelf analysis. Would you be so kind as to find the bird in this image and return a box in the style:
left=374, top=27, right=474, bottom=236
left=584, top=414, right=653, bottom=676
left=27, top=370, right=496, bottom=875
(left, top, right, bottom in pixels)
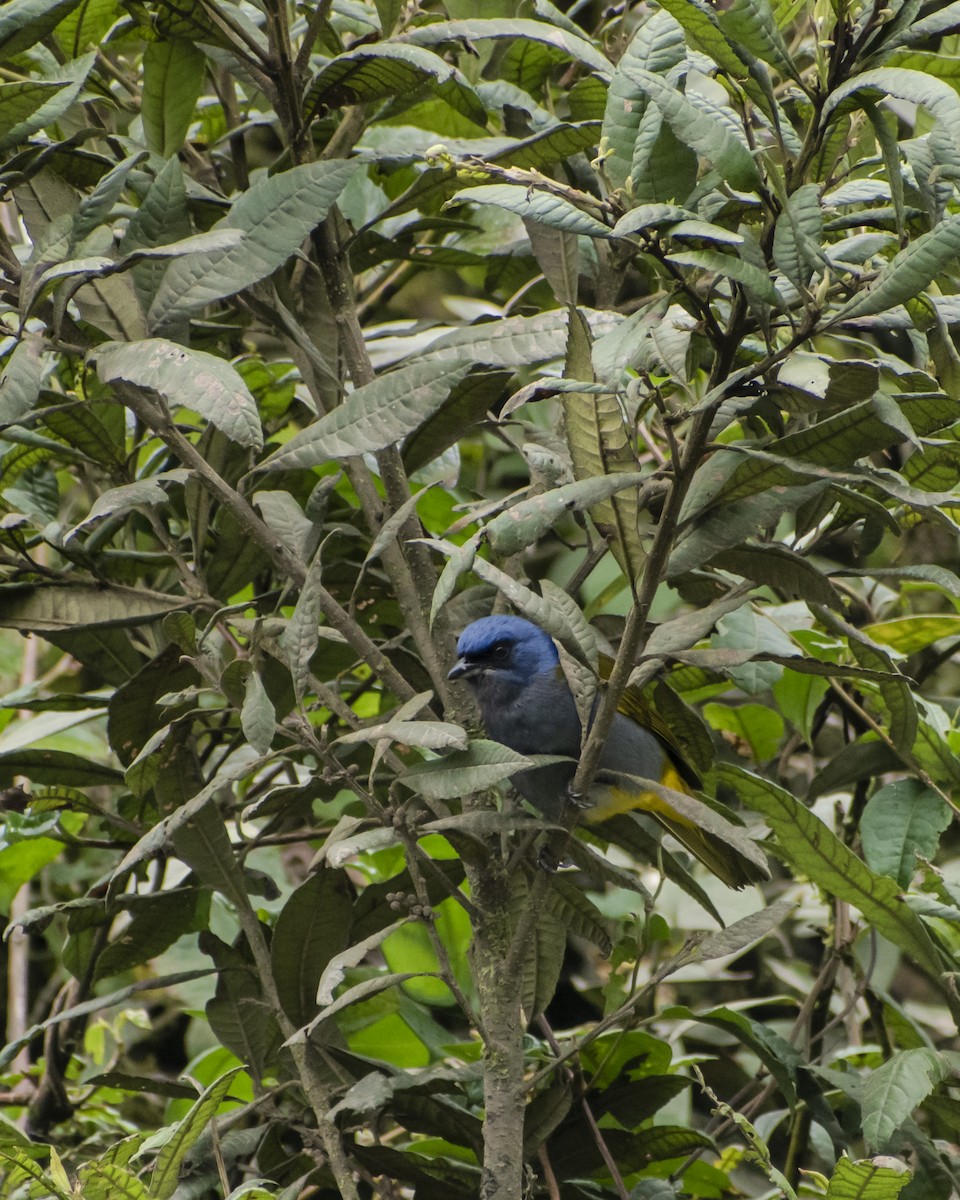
left=448, top=614, right=767, bottom=889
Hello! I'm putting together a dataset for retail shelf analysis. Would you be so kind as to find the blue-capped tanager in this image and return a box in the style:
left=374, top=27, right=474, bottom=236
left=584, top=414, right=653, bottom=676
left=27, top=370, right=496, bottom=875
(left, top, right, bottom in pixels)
left=448, top=614, right=765, bottom=889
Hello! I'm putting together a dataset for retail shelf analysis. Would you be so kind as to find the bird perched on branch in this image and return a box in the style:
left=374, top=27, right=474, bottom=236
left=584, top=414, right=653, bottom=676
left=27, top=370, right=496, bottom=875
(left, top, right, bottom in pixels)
left=448, top=614, right=767, bottom=889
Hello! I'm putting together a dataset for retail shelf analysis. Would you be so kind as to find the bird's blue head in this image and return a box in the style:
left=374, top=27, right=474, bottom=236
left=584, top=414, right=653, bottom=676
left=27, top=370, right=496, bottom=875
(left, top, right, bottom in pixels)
left=448, top=615, right=558, bottom=701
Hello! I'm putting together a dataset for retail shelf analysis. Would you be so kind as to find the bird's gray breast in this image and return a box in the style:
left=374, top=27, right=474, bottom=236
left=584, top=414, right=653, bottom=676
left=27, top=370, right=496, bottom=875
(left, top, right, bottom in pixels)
left=480, top=675, right=666, bottom=818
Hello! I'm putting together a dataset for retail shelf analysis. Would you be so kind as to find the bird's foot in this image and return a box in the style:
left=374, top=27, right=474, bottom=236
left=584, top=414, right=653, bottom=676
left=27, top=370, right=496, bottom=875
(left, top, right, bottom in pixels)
left=566, top=786, right=590, bottom=810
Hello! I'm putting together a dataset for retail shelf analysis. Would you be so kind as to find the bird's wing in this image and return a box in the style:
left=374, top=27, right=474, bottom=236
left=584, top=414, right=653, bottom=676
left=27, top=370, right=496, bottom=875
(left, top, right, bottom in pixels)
left=597, top=654, right=701, bottom=789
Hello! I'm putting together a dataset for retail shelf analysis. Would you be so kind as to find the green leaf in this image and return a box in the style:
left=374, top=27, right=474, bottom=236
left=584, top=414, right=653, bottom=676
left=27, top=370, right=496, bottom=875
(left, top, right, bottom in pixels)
left=148, top=159, right=360, bottom=331
left=0, top=748, right=121, bottom=788
left=825, top=1157, right=912, bottom=1200
left=305, top=43, right=486, bottom=127
left=95, top=338, right=263, bottom=449
left=861, top=614, right=960, bottom=654
left=0, top=54, right=94, bottom=152
left=66, top=474, right=184, bottom=539
left=400, top=739, right=533, bottom=800
left=271, top=867, right=355, bottom=1027
left=600, top=11, right=686, bottom=191
left=0, top=1148, right=71, bottom=1200
left=483, top=472, right=643, bottom=557
left=449, top=183, right=611, bottom=238
left=623, top=68, right=763, bottom=192
left=862, top=1049, right=950, bottom=1152
left=666, top=248, right=781, bottom=305
left=337, top=720, right=468, bottom=751
left=835, top=214, right=960, bottom=319
left=772, top=183, right=824, bottom=290
left=0, top=0, right=81, bottom=58
left=149, top=1066, right=245, bottom=1199
left=75, top=1163, right=149, bottom=1200
left=695, top=899, right=796, bottom=959
left=141, top=40, right=206, bottom=157
left=703, top=702, right=784, bottom=760
left=281, top=547, right=324, bottom=704
left=171, top=797, right=250, bottom=911
left=94, top=888, right=209, bottom=982
left=716, top=0, right=799, bottom=78
left=0, top=337, right=42, bottom=428
left=400, top=18, right=611, bottom=77
left=655, top=0, right=755, bottom=80
left=241, top=670, right=275, bottom=755
left=718, top=544, right=843, bottom=608
left=516, top=876, right=567, bottom=1020
left=563, top=308, right=646, bottom=583
left=260, top=358, right=472, bottom=468
left=860, top=780, right=952, bottom=888
left=723, top=765, right=947, bottom=986
left=823, top=67, right=960, bottom=158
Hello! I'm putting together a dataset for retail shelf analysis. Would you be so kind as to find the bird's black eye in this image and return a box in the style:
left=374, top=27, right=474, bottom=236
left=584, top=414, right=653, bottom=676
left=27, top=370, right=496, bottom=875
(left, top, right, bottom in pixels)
left=491, top=641, right=510, bottom=661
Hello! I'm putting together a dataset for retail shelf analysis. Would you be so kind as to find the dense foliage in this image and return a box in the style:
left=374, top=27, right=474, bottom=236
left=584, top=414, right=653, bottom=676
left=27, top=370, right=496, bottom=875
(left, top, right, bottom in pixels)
left=2, top=0, right=960, bottom=1197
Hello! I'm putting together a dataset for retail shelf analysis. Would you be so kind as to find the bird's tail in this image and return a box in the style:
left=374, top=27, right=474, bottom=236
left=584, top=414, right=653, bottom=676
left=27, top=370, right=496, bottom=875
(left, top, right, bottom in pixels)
left=589, top=768, right=770, bottom=889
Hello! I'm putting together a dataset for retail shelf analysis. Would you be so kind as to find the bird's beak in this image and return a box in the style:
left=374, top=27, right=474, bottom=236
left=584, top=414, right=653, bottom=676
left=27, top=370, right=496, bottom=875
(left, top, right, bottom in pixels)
left=448, top=658, right=479, bottom=682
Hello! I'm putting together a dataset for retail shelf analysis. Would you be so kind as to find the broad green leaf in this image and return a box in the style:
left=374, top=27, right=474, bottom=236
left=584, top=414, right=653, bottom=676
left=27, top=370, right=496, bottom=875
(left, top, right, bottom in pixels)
left=862, top=614, right=960, bottom=654
left=600, top=10, right=686, bottom=190
left=702, top=702, right=784, bottom=760
left=861, top=1050, right=950, bottom=1152
left=656, top=0, right=754, bottom=79
left=449, top=183, right=611, bottom=238
left=718, top=544, right=842, bottom=608
left=271, top=868, right=354, bottom=1027
left=400, top=18, right=612, bottom=77
left=400, top=739, right=533, bottom=800
left=861, top=780, right=952, bottom=887
left=612, top=203, right=693, bottom=238
left=305, top=43, right=486, bottom=127
left=0, top=54, right=94, bottom=152
left=696, top=899, right=795, bottom=959
left=716, top=0, right=799, bottom=78
left=513, top=873, right=566, bottom=1019
left=148, top=159, right=360, bottom=331
left=141, top=40, right=206, bottom=157
left=483, top=472, right=643, bottom=557
left=120, top=156, right=192, bottom=314
left=337, top=719, right=467, bottom=751
left=666, top=248, right=781, bottom=305
left=0, top=337, right=42, bottom=428
left=150, top=1067, right=245, bottom=1199
left=563, top=309, right=646, bottom=584
left=822, top=68, right=960, bottom=156
left=281, top=547, right=325, bottom=704
left=95, top=338, right=263, bottom=449
left=94, top=888, right=209, bottom=982
left=419, top=307, right=620, bottom=369
left=825, top=1157, right=912, bottom=1200
left=75, top=1163, right=149, bottom=1200
left=0, top=0, right=81, bottom=58
left=623, top=69, right=763, bottom=192
left=835, top=214, right=960, bottom=319
left=55, top=0, right=119, bottom=57
left=171, top=798, right=250, bottom=911
left=66, top=474, right=185, bottom=539
left=661, top=1002, right=800, bottom=1106
left=260, top=358, right=472, bottom=468
left=240, top=670, right=275, bottom=755
left=0, top=582, right=184, bottom=630
left=0, top=1149, right=71, bottom=1200
left=773, top=183, right=824, bottom=290
left=723, top=765, right=947, bottom=985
